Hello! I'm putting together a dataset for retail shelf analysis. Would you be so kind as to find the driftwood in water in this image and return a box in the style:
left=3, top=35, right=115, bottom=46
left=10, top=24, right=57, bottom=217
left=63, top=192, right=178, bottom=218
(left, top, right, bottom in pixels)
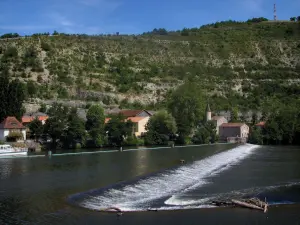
left=232, top=198, right=268, bottom=213
left=211, top=198, right=268, bottom=213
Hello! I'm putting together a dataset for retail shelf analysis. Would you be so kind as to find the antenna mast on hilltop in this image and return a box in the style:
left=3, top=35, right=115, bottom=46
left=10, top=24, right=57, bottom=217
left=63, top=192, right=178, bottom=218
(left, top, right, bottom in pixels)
left=273, top=3, right=277, bottom=21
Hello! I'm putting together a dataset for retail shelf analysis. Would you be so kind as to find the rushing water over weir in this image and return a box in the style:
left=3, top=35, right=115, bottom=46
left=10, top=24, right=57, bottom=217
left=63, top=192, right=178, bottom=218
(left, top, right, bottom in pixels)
left=69, top=144, right=260, bottom=212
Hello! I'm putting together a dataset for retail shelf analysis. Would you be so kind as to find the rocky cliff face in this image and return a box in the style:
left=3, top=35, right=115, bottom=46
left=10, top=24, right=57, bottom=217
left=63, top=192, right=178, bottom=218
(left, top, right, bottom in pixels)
left=1, top=21, right=300, bottom=110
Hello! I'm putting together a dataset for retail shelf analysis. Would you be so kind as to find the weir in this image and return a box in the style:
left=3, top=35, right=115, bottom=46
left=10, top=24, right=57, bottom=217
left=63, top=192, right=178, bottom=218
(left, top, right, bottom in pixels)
left=72, top=144, right=259, bottom=212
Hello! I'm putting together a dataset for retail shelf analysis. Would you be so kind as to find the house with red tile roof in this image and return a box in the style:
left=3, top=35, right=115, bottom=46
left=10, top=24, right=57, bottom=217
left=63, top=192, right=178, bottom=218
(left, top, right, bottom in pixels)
left=219, top=123, right=249, bottom=141
left=0, top=117, right=26, bottom=141
left=105, top=109, right=154, bottom=137
left=105, top=116, right=150, bottom=137
left=22, top=112, right=48, bottom=125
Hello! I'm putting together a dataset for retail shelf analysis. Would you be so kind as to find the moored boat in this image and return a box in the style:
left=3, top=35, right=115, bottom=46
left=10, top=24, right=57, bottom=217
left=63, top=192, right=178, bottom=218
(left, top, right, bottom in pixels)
left=0, top=144, right=28, bottom=157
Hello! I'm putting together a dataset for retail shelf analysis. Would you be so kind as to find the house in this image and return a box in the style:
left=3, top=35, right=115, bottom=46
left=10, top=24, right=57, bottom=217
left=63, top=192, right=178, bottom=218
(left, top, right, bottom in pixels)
left=105, top=116, right=150, bottom=137
left=0, top=117, right=26, bottom=142
left=22, top=112, right=48, bottom=125
left=211, top=116, right=228, bottom=134
left=105, top=109, right=155, bottom=137
left=219, top=123, right=250, bottom=142
left=128, top=117, right=150, bottom=137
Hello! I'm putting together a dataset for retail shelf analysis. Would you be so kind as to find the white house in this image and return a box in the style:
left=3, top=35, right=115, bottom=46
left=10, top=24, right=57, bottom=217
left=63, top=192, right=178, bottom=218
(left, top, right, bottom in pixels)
left=0, top=117, right=26, bottom=142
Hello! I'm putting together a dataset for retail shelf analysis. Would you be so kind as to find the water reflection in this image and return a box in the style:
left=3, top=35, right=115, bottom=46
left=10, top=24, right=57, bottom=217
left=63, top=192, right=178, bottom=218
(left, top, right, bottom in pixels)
left=133, top=149, right=150, bottom=175
left=0, top=159, right=13, bottom=179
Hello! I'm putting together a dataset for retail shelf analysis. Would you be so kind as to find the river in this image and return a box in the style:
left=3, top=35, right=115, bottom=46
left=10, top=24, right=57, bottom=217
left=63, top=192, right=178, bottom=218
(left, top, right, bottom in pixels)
left=0, top=144, right=299, bottom=224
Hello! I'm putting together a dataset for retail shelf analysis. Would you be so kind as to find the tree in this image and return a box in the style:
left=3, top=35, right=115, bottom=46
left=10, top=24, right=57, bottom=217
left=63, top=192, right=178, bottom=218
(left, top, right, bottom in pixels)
left=247, top=17, right=268, bottom=23
left=28, top=118, right=44, bottom=141
left=62, top=108, right=86, bottom=149
left=39, top=103, right=47, bottom=113
left=27, top=81, right=38, bottom=97
left=230, top=107, right=239, bottom=122
left=251, top=111, right=258, bottom=125
left=7, top=79, right=27, bottom=120
left=192, top=126, right=210, bottom=144
left=86, top=104, right=105, bottom=147
left=168, top=82, right=205, bottom=138
left=43, top=103, right=69, bottom=149
left=192, top=121, right=218, bottom=144
left=297, top=16, right=300, bottom=22
left=52, top=30, right=59, bottom=35
left=105, top=114, right=134, bottom=147
left=290, top=17, right=296, bottom=22
left=0, top=73, right=9, bottom=121
left=248, top=126, right=264, bottom=145
left=144, top=110, right=177, bottom=145
left=0, top=74, right=27, bottom=122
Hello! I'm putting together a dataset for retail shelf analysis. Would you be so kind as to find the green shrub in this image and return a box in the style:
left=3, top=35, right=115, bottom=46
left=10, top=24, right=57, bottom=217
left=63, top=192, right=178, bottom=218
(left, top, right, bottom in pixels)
left=4, top=47, right=18, bottom=58
left=124, top=136, right=143, bottom=146
left=41, top=41, right=51, bottom=51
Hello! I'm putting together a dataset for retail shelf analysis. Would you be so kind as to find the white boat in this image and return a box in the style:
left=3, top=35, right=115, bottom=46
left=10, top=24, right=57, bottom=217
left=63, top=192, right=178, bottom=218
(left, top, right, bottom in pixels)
left=0, top=144, right=28, bottom=157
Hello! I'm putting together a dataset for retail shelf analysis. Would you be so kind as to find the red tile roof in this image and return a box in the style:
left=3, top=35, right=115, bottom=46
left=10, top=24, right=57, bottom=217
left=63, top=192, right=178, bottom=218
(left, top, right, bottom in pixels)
left=22, top=116, right=48, bottom=123
left=0, top=117, right=25, bottom=129
left=255, top=121, right=266, bottom=127
left=220, top=123, right=245, bottom=128
left=118, top=110, right=144, bottom=117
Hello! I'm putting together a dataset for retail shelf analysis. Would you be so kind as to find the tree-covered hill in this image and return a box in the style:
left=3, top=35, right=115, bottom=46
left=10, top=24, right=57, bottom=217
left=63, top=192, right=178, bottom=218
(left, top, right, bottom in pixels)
left=0, top=19, right=300, bottom=112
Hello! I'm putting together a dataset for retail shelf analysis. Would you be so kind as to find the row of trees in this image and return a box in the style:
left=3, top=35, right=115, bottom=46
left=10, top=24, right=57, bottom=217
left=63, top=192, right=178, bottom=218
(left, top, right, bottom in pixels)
left=290, top=16, right=300, bottom=22
left=27, top=80, right=300, bottom=149
left=249, top=105, right=300, bottom=145
left=28, top=82, right=218, bottom=150
left=29, top=103, right=142, bottom=150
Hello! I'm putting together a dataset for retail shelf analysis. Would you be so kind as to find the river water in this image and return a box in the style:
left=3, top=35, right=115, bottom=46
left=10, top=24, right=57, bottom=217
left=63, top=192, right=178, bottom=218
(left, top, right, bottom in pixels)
left=0, top=144, right=299, bottom=224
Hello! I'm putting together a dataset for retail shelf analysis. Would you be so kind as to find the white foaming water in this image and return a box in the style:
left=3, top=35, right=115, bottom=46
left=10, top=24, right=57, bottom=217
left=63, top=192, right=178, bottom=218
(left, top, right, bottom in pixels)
left=80, top=144, right=259, bottom=211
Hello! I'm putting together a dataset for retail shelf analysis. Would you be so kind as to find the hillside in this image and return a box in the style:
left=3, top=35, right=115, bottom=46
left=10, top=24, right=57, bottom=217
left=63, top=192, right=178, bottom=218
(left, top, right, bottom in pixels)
left=0, top=20, right=300, bottom=112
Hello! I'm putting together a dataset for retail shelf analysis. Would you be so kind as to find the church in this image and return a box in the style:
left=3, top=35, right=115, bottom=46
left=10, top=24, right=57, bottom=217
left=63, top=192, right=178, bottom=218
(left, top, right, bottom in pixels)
left=206, top=103, right=249, bottom=143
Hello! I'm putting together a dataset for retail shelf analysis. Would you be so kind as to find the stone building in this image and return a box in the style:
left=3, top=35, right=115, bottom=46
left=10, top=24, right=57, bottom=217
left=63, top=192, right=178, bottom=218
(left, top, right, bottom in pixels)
left=219, top=123, right=249, bottom=142
left=206, top=104, right=249, bottom=141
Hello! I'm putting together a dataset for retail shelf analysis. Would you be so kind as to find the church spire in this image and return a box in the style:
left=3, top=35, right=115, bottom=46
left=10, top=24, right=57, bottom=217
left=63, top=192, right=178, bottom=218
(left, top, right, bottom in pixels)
left=206, top=102, right=211, bottom=112
left=206, top=102, right=212, bottom=121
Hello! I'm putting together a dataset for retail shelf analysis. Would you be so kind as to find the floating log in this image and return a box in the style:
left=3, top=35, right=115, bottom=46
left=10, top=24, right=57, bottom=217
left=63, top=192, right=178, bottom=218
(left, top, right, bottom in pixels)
left=232, top=199, right=268, bottom=213
left=211, top=198, right=268, bottom=213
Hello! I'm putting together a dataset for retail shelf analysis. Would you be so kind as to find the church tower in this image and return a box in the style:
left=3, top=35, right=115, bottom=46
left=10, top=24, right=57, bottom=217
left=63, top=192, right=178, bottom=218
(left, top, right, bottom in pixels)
left=206, top=102, right=212, bottom=121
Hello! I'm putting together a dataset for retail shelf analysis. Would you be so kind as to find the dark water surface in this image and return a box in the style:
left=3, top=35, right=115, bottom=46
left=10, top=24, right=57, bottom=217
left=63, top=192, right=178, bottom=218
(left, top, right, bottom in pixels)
left=0, top=144, right=300, bottom=225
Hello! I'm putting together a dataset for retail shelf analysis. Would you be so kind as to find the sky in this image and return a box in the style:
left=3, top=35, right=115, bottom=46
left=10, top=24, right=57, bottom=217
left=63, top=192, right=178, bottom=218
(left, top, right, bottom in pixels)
left=0, top=0, right=299, bottom=35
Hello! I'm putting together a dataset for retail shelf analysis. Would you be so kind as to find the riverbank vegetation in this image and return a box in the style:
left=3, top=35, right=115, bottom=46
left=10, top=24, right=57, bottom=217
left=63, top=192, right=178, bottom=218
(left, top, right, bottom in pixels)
left=249, top=104, right=300, bottom=145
